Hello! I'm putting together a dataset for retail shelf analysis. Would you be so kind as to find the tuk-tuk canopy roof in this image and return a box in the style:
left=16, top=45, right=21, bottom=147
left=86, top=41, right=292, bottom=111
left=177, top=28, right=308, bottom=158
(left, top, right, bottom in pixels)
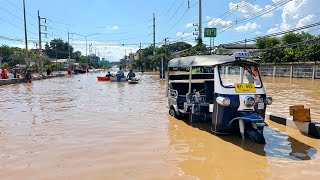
left=168, top=55, right=258, bottom=67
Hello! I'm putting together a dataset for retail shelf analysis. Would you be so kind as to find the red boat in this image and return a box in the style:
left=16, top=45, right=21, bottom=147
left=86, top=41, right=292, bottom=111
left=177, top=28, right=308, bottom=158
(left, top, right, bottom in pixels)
left=97, top=76, right=110, bottom=81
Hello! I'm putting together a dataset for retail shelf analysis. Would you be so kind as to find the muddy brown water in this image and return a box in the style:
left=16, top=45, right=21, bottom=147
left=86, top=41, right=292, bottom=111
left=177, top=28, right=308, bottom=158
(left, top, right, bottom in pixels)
left=0, top=72, right=320, bottom=180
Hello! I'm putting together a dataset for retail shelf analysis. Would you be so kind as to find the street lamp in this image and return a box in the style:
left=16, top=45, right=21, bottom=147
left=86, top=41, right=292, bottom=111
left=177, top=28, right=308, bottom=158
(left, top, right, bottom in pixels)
left=77, top=33, right=100, bottom=56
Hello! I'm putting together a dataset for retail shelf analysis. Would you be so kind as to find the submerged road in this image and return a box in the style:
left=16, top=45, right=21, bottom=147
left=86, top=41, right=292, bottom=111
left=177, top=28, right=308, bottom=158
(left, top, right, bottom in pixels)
left=0, top=71, right=320, bottom=179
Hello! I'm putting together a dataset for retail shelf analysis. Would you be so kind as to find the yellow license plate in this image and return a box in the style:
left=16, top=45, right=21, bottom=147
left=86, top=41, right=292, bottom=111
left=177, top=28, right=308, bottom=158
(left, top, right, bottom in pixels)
left=234, top=83, right=256, bottom=93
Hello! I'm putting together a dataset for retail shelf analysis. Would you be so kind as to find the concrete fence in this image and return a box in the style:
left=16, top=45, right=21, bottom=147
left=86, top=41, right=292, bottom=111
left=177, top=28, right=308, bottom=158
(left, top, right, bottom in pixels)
left=259, top=62, right=320, bottom=79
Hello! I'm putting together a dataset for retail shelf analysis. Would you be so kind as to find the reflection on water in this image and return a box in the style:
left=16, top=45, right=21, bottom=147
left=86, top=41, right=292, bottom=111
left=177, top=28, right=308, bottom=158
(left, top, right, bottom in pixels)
left=1, top=73, right=320, bottom=179
left=263, top=77, right=320, bottom=121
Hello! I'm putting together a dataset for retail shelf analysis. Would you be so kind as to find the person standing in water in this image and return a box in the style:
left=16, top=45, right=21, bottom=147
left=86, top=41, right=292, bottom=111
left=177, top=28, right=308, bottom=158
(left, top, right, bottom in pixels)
left=116, top=67, right=125, bottom=82
left=25, top=70, right=32, bottom=83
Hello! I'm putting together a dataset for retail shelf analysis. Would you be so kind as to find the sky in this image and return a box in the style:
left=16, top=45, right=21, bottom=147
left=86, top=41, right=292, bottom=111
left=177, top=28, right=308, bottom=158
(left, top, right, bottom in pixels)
left=0, top=0, right=319, bottom=61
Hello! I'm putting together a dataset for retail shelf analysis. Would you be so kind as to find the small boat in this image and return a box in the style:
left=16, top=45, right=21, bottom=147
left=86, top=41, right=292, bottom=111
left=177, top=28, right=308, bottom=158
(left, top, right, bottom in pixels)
left=128, top=77, right=139, bottom=84
left=97, top=76, right=110, bottom=81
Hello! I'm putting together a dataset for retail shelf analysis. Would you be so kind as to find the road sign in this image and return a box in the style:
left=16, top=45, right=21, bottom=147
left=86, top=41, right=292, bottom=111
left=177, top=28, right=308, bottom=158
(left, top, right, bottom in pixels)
left=204, top=28, right=217, bottom=37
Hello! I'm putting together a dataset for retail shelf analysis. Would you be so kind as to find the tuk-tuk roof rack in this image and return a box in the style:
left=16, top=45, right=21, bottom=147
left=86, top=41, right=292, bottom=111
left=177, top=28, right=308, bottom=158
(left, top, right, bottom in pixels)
left=168, top=52, right=257, bottom=68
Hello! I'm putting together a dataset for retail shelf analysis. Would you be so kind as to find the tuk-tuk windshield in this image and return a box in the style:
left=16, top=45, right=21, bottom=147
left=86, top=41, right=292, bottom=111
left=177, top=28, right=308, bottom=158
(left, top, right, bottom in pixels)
left=219, top=64, right=262, bottom=88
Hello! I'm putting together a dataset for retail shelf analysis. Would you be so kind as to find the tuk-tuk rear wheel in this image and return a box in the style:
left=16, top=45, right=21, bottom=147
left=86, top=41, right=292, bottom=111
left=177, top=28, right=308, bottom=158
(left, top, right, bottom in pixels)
left=169, top=108, right=178, bottom=118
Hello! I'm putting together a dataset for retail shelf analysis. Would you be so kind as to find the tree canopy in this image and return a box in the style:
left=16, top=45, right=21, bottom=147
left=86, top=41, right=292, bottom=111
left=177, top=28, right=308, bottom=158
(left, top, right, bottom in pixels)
left=256, top=32, right=319, bottom=63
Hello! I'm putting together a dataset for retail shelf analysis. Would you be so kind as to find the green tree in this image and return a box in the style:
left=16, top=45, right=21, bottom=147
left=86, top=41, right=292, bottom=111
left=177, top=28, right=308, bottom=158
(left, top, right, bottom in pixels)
left=256, top=37, right=280, bottom=49
left=44, top=38, right=74, bottom=59
left=281, top=32, right=302, bottom=45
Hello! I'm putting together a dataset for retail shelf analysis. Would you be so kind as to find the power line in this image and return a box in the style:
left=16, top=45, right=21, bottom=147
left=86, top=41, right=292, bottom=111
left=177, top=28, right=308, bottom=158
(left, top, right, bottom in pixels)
left=0, top=6, right=38, bottom=28
left=204, top=0, right=257, bottom=25
left=0, top=17, right=37, bottom=36
left=47, top=18, right=152, bottom=29
left=223, top=22, right=320, bottom=46
left=251, top=37, right=320, bottom=52
left=167, top=0, right=178, bottom=13
left=218, top=0, right=292, bottom=33
left=219, top=11, right=320, bottom=42
left=3, top=0, right=37, bottom=19
left=165, top=2, right=198, bottom=34
left=168, top=0, right=185, bottom=23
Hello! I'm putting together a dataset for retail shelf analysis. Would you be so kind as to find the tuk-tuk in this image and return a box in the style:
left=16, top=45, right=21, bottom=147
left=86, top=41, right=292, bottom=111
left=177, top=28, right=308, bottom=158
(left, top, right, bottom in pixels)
left=167, top=52, right=272, bottom=144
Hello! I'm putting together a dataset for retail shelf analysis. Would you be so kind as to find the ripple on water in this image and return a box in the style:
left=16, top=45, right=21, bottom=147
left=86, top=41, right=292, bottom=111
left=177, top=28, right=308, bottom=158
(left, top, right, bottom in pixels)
left=1, top=73, right=320, bottom=180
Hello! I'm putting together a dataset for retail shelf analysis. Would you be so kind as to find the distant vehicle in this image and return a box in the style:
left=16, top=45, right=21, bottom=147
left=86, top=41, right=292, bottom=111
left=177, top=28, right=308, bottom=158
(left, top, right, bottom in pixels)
left=167, top=52, right=272, bottom=144
left=73, top=68, right=86, bottom=74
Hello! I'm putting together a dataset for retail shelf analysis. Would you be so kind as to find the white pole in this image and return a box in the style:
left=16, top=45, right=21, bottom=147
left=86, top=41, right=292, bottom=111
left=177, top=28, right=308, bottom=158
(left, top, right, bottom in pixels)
left=161, top=57, right=164, bottom=80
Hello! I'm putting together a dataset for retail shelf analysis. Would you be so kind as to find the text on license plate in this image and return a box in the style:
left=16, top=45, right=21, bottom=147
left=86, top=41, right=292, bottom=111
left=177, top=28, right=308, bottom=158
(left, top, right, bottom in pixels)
left=234, top=83, right=256, bottom=93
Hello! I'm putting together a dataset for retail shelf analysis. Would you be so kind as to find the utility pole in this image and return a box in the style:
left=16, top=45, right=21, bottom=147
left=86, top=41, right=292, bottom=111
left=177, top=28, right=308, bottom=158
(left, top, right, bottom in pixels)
left=68, top=32, right=75, bottom=63
left=38, top=10, right=47, bottom=76
left=85, top=36, right=88, bottom=56
left=23, top=0, right=28, bottom=68
left=153, top=13, right=156, bottom=55
left=244, top=38, right=247, bottom=51
left=0, top=47, right=2, bottom=68
left=198, top=0, right=202, bottom=43
left=56, top=49, right=58, bottom=72
left=68, top=32, right=70, bottom=62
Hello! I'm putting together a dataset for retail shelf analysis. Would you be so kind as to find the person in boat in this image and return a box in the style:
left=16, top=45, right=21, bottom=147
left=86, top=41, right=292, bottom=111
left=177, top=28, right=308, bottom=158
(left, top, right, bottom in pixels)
left=46, top=68, right=52, bottom=76
left=25, top=70, right=32, bottom=83
left=127, top=69, right=136, bottom=80
left=116, top=67, right=125, bottom=82
left=106, top=71, right=112, bottom=77
left=1, top=67, right=8, bottom=79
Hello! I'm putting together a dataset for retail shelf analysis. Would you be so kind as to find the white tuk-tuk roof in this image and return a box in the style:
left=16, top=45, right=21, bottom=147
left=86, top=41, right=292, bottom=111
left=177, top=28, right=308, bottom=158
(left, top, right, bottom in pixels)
left=168, top=54, right=258, bottom=67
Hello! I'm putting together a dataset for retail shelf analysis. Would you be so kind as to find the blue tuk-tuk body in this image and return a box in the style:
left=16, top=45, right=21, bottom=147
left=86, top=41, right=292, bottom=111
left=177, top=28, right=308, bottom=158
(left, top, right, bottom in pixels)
left=167, top=52, right=272, bottom=144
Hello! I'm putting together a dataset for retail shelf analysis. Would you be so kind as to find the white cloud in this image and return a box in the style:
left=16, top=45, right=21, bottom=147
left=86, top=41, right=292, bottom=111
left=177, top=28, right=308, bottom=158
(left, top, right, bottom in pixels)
left=267, top=27, right=279, bottom=34
left=229, top=1, right=275, bottom=18
left=297, top=14, right=316, bottom=27
left=176, top=32, right=193, bottom=38
left=280, top=0, right=319, bottom=31
left=107, top=26, right=119, bottom=30
left=206, top=16, right=211, bottom=20
left=229, top=1, right=260, bottom=15
left=255, top=31, right=262, bottom=35
left=261, top=5, right=274, bottom=17
left=208, top=18, right=232, bottom=27
left=186, top=23, right=193, bottom=28
left=234, top=22, right=261, bottom=32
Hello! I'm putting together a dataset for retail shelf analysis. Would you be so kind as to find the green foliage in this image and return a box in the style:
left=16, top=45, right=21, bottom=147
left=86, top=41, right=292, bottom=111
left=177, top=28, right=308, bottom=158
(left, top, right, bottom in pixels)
left=256, top=37, right=280, bottom=49
left=130, top=41, right=194, bottom=71
left=281, top=32, right=302, bottom=45
left=2, top=62, right=8, bottom=68
left=256, top=32, right=319, bottom=63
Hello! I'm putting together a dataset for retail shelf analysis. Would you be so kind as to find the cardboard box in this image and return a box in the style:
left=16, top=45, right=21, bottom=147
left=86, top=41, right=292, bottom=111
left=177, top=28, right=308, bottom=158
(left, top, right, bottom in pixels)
left=289, top=105, right=305, bottom=116
left=292, top=108, right=311, bottom=122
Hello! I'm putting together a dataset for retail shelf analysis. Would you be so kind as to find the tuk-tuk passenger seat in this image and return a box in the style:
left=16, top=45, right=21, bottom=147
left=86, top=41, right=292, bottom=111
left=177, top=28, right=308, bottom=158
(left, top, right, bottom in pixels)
left=204, top=80, right=214, bottom=103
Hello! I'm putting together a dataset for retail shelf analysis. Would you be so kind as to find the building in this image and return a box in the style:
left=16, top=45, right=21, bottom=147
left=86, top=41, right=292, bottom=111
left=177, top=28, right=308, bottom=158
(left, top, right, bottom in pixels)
left=90, top=54, right=100, bottom=63
left=128, top=53, right=135, bottom=62
left=217, top=44, right=258, bottom=56
left=134, top=49, right=143, bottom=60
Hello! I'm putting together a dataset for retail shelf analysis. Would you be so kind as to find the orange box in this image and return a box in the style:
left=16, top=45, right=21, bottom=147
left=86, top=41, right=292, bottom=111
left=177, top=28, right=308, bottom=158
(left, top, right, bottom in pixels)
left=289, top=105, right=304, bottom=116
left=292, top=108, right=311, bottom=122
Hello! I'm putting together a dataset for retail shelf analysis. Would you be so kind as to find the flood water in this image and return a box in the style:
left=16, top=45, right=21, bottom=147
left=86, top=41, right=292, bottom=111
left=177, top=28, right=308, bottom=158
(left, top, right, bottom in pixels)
left=1, top=72, right=320, bottom=180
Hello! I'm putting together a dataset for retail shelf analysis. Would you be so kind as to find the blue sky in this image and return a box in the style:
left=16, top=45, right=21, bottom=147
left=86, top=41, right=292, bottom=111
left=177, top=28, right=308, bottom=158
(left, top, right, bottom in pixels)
left=0, top=0, right=319, bottom=61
